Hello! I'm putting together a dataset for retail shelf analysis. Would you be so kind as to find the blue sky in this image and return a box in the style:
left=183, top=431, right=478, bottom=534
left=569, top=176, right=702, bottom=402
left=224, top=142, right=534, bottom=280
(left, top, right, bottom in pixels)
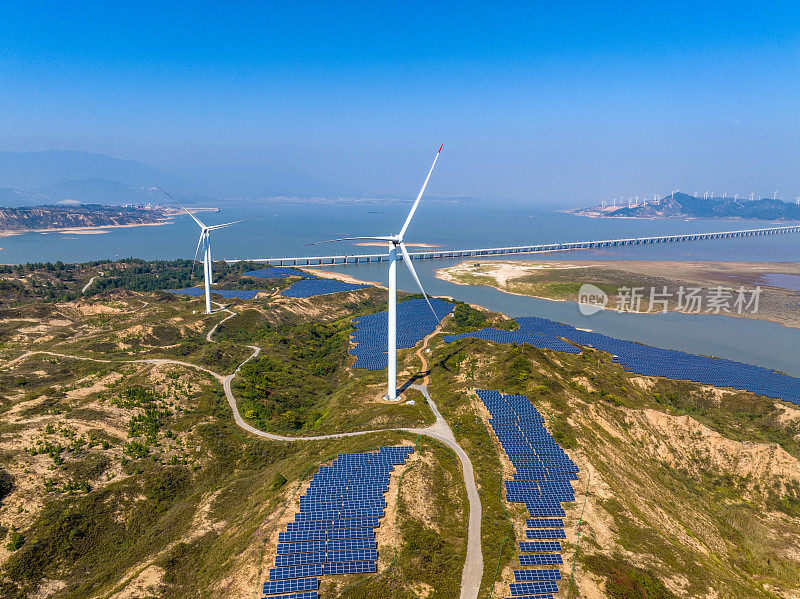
left=1, top=1, right=799, bottom=204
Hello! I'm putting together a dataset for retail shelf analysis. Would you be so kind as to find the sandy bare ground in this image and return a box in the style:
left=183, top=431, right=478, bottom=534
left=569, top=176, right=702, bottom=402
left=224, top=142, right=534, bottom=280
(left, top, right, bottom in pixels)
left=0, top=220, right=173, bottom=237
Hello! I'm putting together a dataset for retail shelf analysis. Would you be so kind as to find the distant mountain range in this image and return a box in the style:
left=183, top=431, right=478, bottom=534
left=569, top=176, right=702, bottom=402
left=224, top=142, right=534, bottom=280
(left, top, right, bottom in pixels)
left=573, top=192, right=800, bottom=220
left=0, top=150, right=360, bottom=207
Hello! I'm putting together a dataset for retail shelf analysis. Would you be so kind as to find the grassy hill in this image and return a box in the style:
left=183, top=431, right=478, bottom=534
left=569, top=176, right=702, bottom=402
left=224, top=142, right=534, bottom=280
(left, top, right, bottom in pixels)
left=0, top=261, right=798, bottom=597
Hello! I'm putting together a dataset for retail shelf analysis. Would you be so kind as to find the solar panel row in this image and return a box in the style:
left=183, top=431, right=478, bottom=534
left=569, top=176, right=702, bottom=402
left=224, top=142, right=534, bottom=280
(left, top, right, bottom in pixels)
left=350, top=298, right=455, bottom=370
left=168, top=288, right=264, bottom=299
left=476, top=389, right=579, bottom=599
left=282, top=278, right=371, bottom=298
left=446, top=316, right=800, bottom=405
left=263, top=446, right=413, bottom=596
left=243, top=267, right=316, bottom=279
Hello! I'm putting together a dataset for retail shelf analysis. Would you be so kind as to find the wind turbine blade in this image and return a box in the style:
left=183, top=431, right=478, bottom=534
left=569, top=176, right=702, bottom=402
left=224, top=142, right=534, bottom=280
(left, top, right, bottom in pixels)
left=191, top=232, right=204, bottom=279
left=399, top=242, right=440, bottom=322
left=306, top=236, right=395, bottom=246
left=398, top=144, right=443, bottom=239
left=157, top=186, right=206, bottom=228
left=206, top=216, right=262, bottom=230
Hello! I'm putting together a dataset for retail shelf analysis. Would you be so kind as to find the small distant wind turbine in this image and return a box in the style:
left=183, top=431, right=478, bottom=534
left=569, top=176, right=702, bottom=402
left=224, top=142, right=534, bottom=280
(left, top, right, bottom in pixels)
left=774, top=191, right=779, bottom=200
left=159, top=188, right=258, bottom=314
left=750, top=192, right=755, bottom=201
left=310, top=146, right=444, bottom=400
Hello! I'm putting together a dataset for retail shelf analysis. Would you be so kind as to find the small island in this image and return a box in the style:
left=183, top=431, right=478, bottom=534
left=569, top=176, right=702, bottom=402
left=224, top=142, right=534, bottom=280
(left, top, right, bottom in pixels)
left=572, top=192, right=800, bottom=220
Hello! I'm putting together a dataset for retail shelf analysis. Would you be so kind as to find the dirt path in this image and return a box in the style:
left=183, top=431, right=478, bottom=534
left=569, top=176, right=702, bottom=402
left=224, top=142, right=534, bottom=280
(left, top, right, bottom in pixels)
left=5, top=305, right=484, bottom=599
left=81, top=276, right=97, bottom=293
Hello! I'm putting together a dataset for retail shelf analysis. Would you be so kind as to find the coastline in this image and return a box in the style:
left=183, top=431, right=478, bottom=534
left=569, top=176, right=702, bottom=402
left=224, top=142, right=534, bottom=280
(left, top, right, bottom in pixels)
left=0, top=219, right=173, bottom=238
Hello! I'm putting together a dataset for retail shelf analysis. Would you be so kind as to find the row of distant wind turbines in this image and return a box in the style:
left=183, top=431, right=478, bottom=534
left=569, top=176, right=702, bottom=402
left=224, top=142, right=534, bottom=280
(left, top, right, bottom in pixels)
left=602, top=190, right=800, bottom=209
left=158, top=145, right=445, bottom=401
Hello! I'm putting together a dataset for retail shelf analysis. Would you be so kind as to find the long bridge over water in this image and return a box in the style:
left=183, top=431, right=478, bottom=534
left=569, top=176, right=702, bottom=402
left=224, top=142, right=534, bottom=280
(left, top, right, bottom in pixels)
left=228, top=224, right=800, bottom=266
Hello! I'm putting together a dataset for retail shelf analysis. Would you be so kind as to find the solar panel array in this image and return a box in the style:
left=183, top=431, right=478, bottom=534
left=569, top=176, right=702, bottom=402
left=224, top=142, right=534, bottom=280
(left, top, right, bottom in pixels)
left=243, top=267, right=317, bottom=279
left=350, top=298, right=455, bottom=370
left=168, top=288, right=264, bottom=300
left=445, top=328, right=580, bottom=353
left=477, top=389, right=578, bottom=599
left=281, top=278, right=371, bottom=298
left=447, top=316, right=800, bottom=405
left=262, top=446, right=414, bottom=598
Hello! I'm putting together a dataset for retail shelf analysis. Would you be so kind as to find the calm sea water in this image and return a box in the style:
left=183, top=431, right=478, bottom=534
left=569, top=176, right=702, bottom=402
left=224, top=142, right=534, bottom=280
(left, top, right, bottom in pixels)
left=2, top=199, right=799, bottom=375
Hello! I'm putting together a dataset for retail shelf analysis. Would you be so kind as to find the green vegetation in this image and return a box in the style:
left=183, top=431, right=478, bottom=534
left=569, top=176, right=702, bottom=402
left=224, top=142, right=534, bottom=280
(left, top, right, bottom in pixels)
left=0, top=471, right=11, bottom=502
left=3, top=258, right=800, bottom=598
left=584, top=554, right=678, bottom=599
left=235, top=320, right=351, bottom=431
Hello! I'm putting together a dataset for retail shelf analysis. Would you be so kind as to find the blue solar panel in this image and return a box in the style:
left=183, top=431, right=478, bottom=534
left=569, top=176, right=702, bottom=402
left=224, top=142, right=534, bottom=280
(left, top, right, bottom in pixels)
left=513, top=569, right=561, bottom=581
left=323, top=561, right=377, bottom=575
left=279, top=530, right=327, bottom=543
left=350, top=298, right=455, bottom=370
left=262, top=577, right=318, bottom=595
left=263, top=447, right=413, bottom=593
left=525, top=529, right=566, bottom=539
left=168, top=287, right=264, bottom=299
left=260, top=592, right=318, bottom=599
left=525, top=518, right=564, bottom=529
left=327, top=538, right=376, bottom=552
left=449, top=317, right=800, bottom=405
left=327, top=549, right=378, bottom=563
left=326, top=528, right=375, bottom=540
left=277, top=541, right=326, bottom=555
left=282, top=278, right=371, bottom=298
left=243, top=267, right=315, bottom=279
left=274, top=552, right=326, bottom=567
left=519, top=541, right=562, bottom=553
left=519, top=554, right=563, bottom=566
left=269, top=564, right=324, bottom=581
left=509, top=580, right=559, bottom=595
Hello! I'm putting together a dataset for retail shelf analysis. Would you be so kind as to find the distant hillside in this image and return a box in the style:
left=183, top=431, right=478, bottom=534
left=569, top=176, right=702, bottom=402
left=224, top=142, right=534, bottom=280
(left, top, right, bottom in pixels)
left=0, top=150, right=356, bottom=203
left=573, top=192, right=800, bottom=220
left=0, top=204, right=169, bottom=233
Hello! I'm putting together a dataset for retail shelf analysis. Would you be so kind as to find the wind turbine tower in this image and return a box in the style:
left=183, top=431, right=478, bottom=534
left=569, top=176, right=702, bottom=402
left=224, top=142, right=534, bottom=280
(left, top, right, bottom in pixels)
left=312, top=146, right=444, bottom=401
left=159, top=188, right=257, bottom=314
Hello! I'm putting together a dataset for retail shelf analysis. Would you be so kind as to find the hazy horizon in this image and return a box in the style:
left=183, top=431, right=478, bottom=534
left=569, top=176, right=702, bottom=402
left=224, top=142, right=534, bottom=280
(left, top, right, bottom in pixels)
left=2, top=2, right=799, bottom=205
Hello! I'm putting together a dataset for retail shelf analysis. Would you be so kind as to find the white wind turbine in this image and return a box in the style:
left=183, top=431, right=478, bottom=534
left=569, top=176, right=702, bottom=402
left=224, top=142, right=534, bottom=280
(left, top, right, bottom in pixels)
left=311, top=145, right=444, bottom=400
left=159, top=188, right=257, bottom=315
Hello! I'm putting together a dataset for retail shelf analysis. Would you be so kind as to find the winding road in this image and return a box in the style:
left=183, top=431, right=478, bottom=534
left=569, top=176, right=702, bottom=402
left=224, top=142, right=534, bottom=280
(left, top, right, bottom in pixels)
left=6, top=304, right=484, bottom=599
